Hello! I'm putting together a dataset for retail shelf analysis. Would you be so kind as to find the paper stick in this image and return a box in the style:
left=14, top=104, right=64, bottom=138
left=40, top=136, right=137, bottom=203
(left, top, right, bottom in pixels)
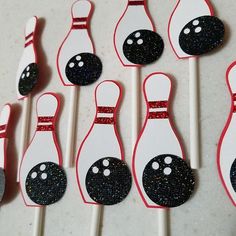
left=158, top=209, right=168, bottom=236
left=33, top=207, right=45, bottom=236
left=90, top=205, right=102, bottom=236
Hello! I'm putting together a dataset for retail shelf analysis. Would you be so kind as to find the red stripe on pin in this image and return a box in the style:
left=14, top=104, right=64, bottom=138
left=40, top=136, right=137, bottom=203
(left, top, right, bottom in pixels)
left=25, top=32, right=33, bottom=40
left=149, top=101, right=168, bottom=108
left=38, top=116, right=54, bottom=123
left=97, top=106, right=115, bottom=113
left=0, top=133, right=5, bottom=138
left=148, top=112, right=169, bottom=119
left=25, top=40, right=33, bottom=48
left=94, top=117, right=115, bottom=124
left=72, top=25, right=87, bottom=29
left=0, top=125, right=6, bottom=131
left=37, top=125, right=54, bottom=131
left=73, top=17, right=87, bottom=22
left=128, top=1, right=144, bottom=6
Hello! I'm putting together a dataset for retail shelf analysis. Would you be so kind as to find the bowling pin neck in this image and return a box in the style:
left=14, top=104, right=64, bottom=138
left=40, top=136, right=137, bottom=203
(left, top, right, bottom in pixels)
left=232, top=93, right=236, bottom=113
left=72, top=17, right=89, bottom=30
left=0, top=125, right=7, bottom=138
left=37, top=116, right=55, bottom=131
left=128, top=0, right=145, bottom=6
left=24, top=17, right=37, bottom=48
left=147, top=100, right=169, bottom=119
left=94, top=106, right=116, bottom=125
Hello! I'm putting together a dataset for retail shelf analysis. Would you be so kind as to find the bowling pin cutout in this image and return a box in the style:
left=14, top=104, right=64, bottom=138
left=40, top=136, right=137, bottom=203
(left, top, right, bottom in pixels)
left=133, top=73, right=195, bottom=208
left=57, top=0, right=102, bottom=86
left=218, top=61, right=236, bottom=206
left=168, top=0, right=224, bottom=58
left=114, top=0, right=164, bottom=66
left=76, top=80, right=132, bottom=205
left=19, top=93, right=67, bottom=206
left=16, top=16, right=39, bottom=99
left=0, top=104, right=11, bottom=201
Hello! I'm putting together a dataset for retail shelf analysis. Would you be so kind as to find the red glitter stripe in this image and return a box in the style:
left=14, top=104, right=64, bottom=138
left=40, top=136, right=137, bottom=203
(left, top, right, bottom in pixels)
left=94, top=117, right=114, bottom=124
left=73, top=17, right=87, bottom=22
left=38, top=116, right=54, bottom=123
left=233, top=93, right=236, bottom=101
left=97, top=107, right=115, bottom=113
left=37, top=125, right=54, bottom=131
left=0, top=133, right=5, bottom=138
left=149, top=101, right=168, bottom=108
left=25, top=32, right=33, bottom=40
left=0, top=125, right=6, bottom=131
left=25, top=40, right=33, bottom=47
left=148, top=112, right=169, bottom=119
left=128, top=1, right=144, bottom=5
left=72, top=24, right=87, bottom=29
left=233, top=106, right=236, bottom=113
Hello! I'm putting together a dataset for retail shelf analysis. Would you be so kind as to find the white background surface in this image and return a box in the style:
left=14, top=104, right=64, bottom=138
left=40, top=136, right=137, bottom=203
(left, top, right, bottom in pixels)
left=0, top=0, right=235, bottom=235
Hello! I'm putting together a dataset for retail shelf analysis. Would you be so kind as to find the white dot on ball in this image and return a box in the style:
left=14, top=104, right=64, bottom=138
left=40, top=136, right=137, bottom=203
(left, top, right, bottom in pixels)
left=137, top=39, right=143, bottom=45
left=164, top=167, right=172, bottom=175
left=41, top=173, right=47, bottom=180
left=135, top=32, right=141, bottom=38
left=78, top=61, right=84, bottom=67
left=92, top=167, right=99, bottom=174
left=103, top=159, right=109, bottom=167
left=40, top=164, right=46, bottom=171
left=26, top=66, right=30, bottom=71
left=31, top=172, right=37, bottom=179
left=22, top=73, right=25, bottom=79
left=184, top=28, right=190, bottom=34
left=26, top=72, right=30, bottom=77
left=127, top=39, right=133, bottom=45
left=103, top=169, right=111, bottom=177
left=76, top=55, right=81, bottom=61
left=164, top=156, right=172, bottom=164
left=69, top=62, right=75, bottom=68
left=195, top=27, right=202, bottom=33
left=193, top=20, right=199, bottom=26
left=152, top=162, right=159, bottom=170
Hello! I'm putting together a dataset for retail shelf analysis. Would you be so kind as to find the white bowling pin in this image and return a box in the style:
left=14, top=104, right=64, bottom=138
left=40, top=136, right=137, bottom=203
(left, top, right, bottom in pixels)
left=168, top=0, right=213, bottom=58
left=76, top=80, right=130, bottom=204
left=16, top=16, right=38, bottom=99
left=19, top=93, right=64, bottom=207
left=114, top=0, right=154, bottom=66
left=133, top=73, right=184, bottom=208
left=218, top=61, right=236, bottom=206
left=0, top=104, right=11, bottom=170
left=57, top=0, right=94, bottom=86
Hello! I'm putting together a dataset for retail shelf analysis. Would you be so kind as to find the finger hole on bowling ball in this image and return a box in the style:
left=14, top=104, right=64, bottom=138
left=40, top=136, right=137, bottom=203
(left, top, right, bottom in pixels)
left=25, top=162, right=67, bottom=206
left=18, top=63, right=39, bottom=96
left=65, top=53, right=102, bottom=86
left=123, top=29, right=164, bottom=65
left=0, top=168, right=5, bottom=202
left=230, top=159, right=236, bottom=192
left=179, top=15, right=225, bottom=55
left=85, top=157, right=132, bottom=205
left=142, top=154, right=195, bottom=208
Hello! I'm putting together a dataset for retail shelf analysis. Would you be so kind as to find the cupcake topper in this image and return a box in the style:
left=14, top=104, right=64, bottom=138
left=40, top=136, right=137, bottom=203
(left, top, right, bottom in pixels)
left=218, top=61, right=236, bottom=206
left=57, top=0, right=102, bottom=168
left=168, top=0, right=225, bottom=169
left=16, top=16, right=39, bottom=183
left=0, top=104, right=11, bottom=202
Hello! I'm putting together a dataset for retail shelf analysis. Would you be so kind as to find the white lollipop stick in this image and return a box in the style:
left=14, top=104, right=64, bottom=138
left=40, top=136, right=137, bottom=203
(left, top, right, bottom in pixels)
left=90, top=205, right=102, bottom=236
left=158, top=209, right=168, bottom=236
left=33, top=207, right=45, bottom=236
left=65, top=86, right=78, bottom=167
left=131, top=67, right=140, bottom=148
left=189, top=57, right=200, bottom=169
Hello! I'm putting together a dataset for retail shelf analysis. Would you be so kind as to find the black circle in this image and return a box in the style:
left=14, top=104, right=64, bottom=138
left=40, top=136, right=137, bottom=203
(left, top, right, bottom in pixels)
left=65, top=53, right=102, bottom=86
left=123, top=29, right=164, bottom=65
left=86, top=157, right=132, bottom=205
left=25, top=162, right=67, bottom=205
left=0, top=168, right=5, bottom=201
left=142, top=154, right=195, bottom=208
left=230, top=159, right=236, bottom=192
left=179, top=15, right=225, bottom=55
left=18, top=63, right=39, bottom=96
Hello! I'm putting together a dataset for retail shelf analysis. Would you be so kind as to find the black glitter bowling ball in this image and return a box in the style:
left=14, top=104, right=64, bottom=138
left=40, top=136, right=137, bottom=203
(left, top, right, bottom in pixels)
left=142, top=154, right=195, bottom=208
left=123, top=29, right=164, bottom=65
left=179, top=15, right=225, bottom=55
left=18, top=63, right=39, bottom=96
left=25, top=162, right=67, bottom=205
left=230, top=159, right=236, bottom=192
left=0, top=168, right=5, bottom=202
left=65, top=53, right=102, bottom=86
left=85, top=157, right=132, bottom=205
